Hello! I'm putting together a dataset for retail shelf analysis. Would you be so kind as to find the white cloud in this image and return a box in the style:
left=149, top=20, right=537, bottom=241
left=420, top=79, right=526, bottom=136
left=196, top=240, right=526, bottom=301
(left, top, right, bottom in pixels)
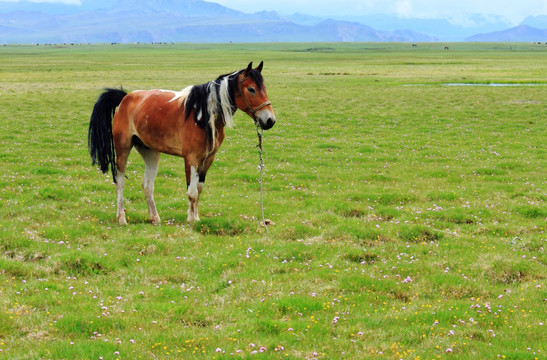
left=394, top=0, right=413, bottom=18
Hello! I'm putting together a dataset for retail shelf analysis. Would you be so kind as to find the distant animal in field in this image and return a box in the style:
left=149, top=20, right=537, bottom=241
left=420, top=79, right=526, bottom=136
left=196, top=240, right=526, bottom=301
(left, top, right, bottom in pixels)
left=444, top=46, right=449, bottom=50
left=88, top=62, right=276, bottom=225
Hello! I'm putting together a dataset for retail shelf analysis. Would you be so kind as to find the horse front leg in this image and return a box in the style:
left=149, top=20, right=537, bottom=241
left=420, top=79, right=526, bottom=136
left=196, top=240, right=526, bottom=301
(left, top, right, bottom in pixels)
left=185, top=164, right=201, bottom=223
left=185, top=152, right=216, bottom=223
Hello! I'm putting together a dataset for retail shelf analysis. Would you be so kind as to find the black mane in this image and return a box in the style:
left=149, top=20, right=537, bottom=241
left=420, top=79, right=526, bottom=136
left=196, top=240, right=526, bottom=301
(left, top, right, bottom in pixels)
left=184, top=68, right=265, bottom=129
left=184, top=70, right=238, bottom=130
left=183, top=67, right=265, bottom=149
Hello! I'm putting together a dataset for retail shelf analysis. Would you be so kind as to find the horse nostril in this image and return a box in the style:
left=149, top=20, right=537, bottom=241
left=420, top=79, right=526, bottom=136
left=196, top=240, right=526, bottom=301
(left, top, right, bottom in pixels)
left=260, top=117, right=275, bottom=130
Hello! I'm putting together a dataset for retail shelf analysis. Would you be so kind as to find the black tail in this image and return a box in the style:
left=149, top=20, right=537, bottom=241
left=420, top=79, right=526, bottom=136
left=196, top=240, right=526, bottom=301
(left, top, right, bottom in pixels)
left=88, top=88, right=127, bottom=183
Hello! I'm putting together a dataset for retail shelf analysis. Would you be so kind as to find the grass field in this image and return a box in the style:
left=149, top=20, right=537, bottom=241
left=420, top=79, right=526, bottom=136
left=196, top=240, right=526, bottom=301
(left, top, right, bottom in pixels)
left=0, top=42, right=545, bottom=359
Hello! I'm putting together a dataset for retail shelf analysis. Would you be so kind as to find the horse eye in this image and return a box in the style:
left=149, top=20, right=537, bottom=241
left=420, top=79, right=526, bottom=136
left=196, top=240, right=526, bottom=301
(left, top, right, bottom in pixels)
left=247, top=87, right=256, bottom=94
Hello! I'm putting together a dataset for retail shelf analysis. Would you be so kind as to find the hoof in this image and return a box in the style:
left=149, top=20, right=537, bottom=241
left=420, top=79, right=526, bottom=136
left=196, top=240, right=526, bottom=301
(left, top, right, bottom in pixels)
left=260, top=219, right=275, bottom=226
left=150, top=216, right=161, bottom=226
left=186, top=215, right=200, bottom=223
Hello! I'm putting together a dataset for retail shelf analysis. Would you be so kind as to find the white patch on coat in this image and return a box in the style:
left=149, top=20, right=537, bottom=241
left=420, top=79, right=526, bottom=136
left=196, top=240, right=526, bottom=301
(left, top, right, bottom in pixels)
left=133, top=88, right=190, bottom=108
left=169, top=86, right=192, bottom=107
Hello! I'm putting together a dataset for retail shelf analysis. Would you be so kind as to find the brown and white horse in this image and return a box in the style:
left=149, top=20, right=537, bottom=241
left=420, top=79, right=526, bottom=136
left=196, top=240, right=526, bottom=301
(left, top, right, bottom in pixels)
left=88, top=62, right=275, bottom=225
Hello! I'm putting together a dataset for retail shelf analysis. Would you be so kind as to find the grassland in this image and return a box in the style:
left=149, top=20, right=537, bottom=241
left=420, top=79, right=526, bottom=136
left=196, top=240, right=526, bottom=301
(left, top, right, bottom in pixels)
left=0, top=42, right=545, bottom=359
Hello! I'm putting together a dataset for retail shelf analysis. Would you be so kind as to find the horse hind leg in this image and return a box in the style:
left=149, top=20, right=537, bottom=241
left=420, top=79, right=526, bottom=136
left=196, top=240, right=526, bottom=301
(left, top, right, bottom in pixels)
left=136, top=145, right=161, bottom=225
left=113, top=131, right=133, bottom=225
left=115, top=171, right=127, bottom=225
left=114, top=150, right=130, bottom=225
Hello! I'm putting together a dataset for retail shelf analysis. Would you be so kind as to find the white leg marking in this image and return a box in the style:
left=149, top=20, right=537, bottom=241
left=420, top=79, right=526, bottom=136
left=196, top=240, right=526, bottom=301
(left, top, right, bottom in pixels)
left=140, top=149, right=161, bottom=225
left=186, top=166, right=200, bottom=222
left=115, top=171, right=127, bottom=225
left=194, top=182, right=204, bottom=221
left=186, top=166, right=199, bottom=199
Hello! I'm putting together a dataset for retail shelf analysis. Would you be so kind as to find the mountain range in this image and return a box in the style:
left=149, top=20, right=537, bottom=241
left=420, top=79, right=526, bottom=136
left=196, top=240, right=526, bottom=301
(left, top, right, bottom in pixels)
left=0, top=0, right=546, bottom=44
left=467, top=24, right=547, bottom=42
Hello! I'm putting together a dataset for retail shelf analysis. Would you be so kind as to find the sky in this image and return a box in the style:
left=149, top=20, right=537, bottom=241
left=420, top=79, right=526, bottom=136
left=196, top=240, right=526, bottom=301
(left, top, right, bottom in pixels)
left=213, top=0, right=547, bottom=25
left=1, top=0, right=81, bottom=3
left=0, top=0, right=81, bottom=3
left=2, top=0, right=547, bottom=25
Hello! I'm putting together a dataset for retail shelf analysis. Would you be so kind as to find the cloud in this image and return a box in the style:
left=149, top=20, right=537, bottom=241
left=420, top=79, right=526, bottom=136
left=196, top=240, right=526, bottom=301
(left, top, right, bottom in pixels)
left=0, top=0, right=82, bottom=4
left=394, top=0, right=413, bottom=18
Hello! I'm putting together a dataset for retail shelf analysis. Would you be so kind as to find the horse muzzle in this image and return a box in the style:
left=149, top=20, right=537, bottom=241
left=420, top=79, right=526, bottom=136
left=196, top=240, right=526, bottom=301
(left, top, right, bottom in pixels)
left=256, top=109, right=276, bottom=130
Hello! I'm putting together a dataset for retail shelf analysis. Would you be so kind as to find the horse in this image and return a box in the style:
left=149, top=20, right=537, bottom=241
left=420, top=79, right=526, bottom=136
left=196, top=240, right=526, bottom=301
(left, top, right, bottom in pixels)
left=88, top=61, right=275, bottom=225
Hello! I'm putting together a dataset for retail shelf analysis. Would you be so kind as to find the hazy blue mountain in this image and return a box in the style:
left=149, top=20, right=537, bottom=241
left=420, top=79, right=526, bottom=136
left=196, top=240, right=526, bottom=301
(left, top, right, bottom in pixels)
left=311, top=19, right=436, bottom=42
left=0, top=0, right=437, bottom=43
left=286, top=13, right=325, bottom=26
left=113, top=0, right=243, bottom=17
left=520, top=15, right=547, bottom=28
left=252, top=10, right=286, bottom=21
left=334, top=14, right=512, bottom=41
left=466, top=25, right=547, bottom=42
left=1, top=0, right=544, bottom=43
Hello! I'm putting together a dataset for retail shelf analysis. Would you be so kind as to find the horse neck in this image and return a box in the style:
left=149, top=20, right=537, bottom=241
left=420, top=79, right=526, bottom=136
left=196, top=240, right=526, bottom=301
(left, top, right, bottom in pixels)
left=213, top=75, right=238, bottom=128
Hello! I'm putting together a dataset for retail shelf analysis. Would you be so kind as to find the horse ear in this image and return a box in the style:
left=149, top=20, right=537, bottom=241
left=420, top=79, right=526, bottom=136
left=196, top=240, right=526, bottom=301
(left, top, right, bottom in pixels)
left=245, top=62, right=253, bottom=75
left=256, top=61, right=263, bottom=73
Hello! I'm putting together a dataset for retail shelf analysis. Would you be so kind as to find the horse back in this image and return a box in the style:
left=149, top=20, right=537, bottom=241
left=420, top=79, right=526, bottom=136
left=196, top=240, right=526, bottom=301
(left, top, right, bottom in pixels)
left=113, top=89, right=208, bottom=158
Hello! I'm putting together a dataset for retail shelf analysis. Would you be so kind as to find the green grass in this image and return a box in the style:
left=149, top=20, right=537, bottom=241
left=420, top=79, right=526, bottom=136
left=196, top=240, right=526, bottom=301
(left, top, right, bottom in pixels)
left=0, top=42, right=545, bottom=359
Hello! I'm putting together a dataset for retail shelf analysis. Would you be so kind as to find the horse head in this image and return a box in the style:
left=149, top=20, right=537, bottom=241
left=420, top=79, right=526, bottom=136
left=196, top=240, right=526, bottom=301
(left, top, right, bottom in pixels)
left=236, top=61, right=276, bottom=130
